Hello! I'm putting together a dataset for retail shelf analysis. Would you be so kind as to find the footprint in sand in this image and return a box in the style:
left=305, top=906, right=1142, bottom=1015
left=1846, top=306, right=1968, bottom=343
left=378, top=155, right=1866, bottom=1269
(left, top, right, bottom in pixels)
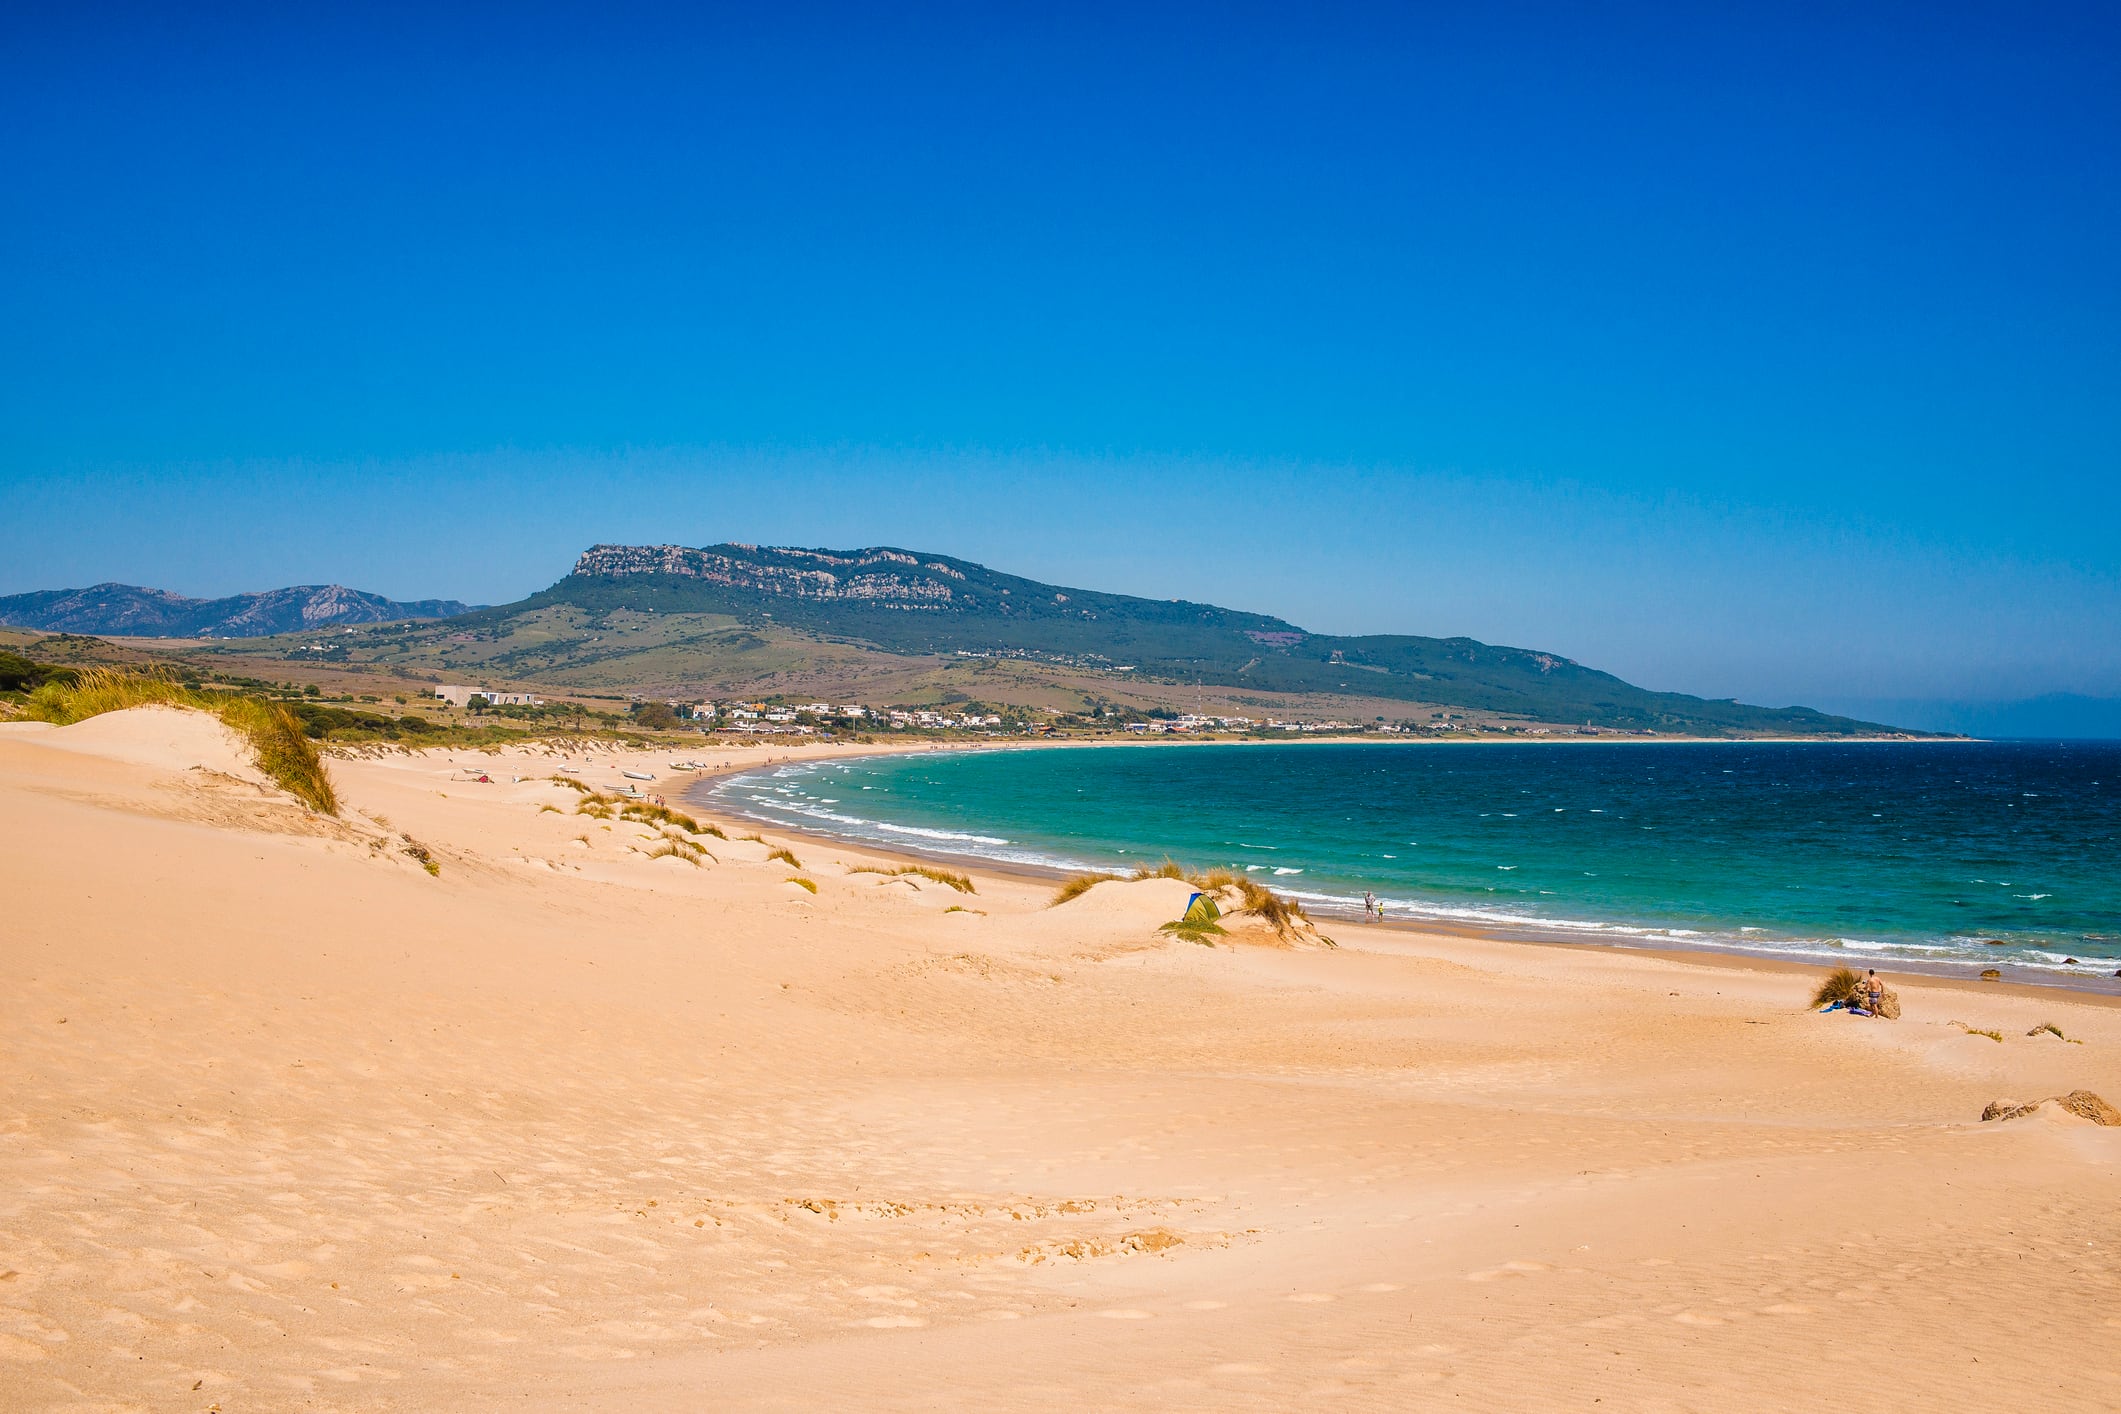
left=1673, top=1311, right=1725, bottom=1326
left=1286, top=1292, right=1335, bottom=1303
left=1097, top=1309, right=1153, bottom=1320
left=1357, top=1282, right=1404, bottom=1293
left=859, top=1315, right=927, bottom=1329
left=1760, top=1303, right=1814, bottom=1316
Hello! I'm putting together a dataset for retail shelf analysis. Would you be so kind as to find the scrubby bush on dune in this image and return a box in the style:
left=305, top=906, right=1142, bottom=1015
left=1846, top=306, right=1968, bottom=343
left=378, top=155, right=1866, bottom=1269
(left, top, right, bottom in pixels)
left=0, top=649, right=78, bottom=693
left=1231, top=877, right=1309, bottom=937
left=28, top=668, right=337, bottom=814
left=1810, top=967, right=1865, bottom=1008
left=766, top=846, right=803, bottom=868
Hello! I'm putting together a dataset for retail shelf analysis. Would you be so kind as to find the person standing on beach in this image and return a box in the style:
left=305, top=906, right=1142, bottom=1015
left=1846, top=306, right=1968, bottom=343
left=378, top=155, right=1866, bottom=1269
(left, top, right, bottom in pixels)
left=1364, top=890, right=1377, bottom=922
left=1865, top=969, right=1885, bottom=1013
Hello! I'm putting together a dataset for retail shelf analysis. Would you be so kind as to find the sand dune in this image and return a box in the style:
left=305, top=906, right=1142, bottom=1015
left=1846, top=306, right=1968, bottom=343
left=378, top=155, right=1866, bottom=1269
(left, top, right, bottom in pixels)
left=2, top=711, right=2117, bottom=1410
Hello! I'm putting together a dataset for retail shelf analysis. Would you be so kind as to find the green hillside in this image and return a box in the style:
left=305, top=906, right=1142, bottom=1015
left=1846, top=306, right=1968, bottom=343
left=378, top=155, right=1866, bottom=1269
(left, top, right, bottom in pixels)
left=466, top=543, right=1888, bottom=735
left=176, top=540, right=1902, bottom=735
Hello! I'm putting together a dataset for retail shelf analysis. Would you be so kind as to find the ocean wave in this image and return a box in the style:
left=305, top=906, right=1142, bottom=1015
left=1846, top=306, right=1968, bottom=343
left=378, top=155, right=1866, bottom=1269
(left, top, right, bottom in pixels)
left=874, top=821, right=1012, bottom=845
left=697, top=760, right=2121, bottom=981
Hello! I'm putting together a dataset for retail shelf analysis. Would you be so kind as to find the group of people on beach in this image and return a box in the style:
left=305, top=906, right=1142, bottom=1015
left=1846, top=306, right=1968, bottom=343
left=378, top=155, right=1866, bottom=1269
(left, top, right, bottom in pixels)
left=1363, top=890, right=1385, bottom=923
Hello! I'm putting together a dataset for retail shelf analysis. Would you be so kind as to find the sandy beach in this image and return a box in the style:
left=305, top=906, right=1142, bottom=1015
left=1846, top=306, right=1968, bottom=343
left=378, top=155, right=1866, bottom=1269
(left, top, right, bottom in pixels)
left=4, top=709, right=2118, bottom=1411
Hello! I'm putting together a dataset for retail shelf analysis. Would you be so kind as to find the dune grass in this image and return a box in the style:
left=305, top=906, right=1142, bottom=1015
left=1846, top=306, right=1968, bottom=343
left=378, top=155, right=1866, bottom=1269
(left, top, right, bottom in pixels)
left=787, top=875, right=817, bottom=893
left=848, top=864, right=976, bottom=894
left=2029, top=1021, right=2067, bottom=1040
left=1969, top=1027, right=2003, bottom=1043
left=619, top=798, right=696, bottom=830
left=766, top=846, right=803, bottom=868
left=1158, top=918, right=1226, bottom=945
left=1050, top=872, right=1121, bottom=906
left=1230, top=876, right=1309, bottom=936
left=1810, top=966, right=1865, bottom=1008
left=28, top=668, right=337, bottom=814
left=1101, top=859, right=1312, bottom=936
left=550, top=774, right=593, bottom=793
left=646, top=837, right=706, bottom=866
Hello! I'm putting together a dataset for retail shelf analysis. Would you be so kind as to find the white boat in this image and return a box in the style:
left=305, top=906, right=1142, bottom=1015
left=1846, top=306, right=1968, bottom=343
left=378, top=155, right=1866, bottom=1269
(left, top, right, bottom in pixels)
left=622, top=770, right=656, bottom=781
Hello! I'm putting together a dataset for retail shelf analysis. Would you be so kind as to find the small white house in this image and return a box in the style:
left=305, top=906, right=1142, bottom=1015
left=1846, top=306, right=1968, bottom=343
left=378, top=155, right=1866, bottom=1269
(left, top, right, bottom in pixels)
left=435, top=685, right=544, bottom=708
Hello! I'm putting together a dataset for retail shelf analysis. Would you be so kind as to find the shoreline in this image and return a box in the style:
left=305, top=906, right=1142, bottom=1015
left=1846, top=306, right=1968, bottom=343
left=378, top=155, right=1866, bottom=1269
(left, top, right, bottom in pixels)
left=9, top=708, right=2121, bottom=1409
left=687, top=741, right=2121, bottom=1001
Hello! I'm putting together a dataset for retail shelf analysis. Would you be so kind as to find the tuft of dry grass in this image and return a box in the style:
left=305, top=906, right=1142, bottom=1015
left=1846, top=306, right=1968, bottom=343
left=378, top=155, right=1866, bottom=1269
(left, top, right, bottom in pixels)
left=766, top=846, right=803, bottom=868
left=29, top=668, right=337, bottom=814
left=1810, top=967, right=1865, bottom=1008
left=848, top=864, right=976, bottom=894
left=649, top=831, right=714, bottom=864
left=1158, top=918, right=1226, bottom=945
left=1969, top=1028, right=2003, bottom=1043
left=646, top=836, right=709, bottom=866
left=1131, top=858, right=1192, bottom=882
left=1232, top=877, right=1308, bottom=937
left=538, top=803, right=561, bottom=814
left=2028, top=1021, right=2066, bottom=1040
left=620, top=800, right=717, bottom=835
left=943, top=905, right=986, bottom=916
left=786, top=875, right=817, bottom=893
left=1050, top=872, right=1120, bottom=906
left=550, top=774, right=593, bottom=793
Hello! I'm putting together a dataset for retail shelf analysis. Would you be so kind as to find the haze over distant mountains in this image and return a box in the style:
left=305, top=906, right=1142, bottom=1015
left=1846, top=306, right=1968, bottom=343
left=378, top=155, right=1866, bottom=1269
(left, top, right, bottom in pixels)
left=0, top=583, right=474, bottom=639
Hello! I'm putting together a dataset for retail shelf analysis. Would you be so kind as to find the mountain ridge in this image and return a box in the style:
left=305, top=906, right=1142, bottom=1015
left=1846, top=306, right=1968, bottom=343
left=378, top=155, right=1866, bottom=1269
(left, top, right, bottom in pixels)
left=0, top=583, right=475, bottom=639
left=502, top=541, right=1896, bottom=734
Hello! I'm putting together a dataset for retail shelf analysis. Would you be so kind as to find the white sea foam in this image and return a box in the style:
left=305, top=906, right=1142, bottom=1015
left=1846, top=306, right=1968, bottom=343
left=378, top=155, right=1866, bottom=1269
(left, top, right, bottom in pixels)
left=699, top=760, right=2120, bottom=982
left=874, top=822, right=1012, bottom=845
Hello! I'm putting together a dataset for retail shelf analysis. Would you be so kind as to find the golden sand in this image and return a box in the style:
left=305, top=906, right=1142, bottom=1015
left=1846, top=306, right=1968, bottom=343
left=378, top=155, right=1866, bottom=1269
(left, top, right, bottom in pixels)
left=2, top=711, right=2117, bottom=1410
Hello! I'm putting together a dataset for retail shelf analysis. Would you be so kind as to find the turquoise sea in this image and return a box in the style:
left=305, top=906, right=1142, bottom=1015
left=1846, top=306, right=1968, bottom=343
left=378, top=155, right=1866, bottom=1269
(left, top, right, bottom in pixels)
left=704, top=741, right=2121, bottom=989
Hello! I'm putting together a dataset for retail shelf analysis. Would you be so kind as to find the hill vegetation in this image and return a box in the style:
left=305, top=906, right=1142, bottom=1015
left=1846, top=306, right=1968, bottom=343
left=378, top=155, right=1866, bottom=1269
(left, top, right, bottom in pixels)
left=0, top=583, right=473, bottom=638
left=7, top=543, right=1915, bottom=735
left=472, top=542, right=1890, bottom=735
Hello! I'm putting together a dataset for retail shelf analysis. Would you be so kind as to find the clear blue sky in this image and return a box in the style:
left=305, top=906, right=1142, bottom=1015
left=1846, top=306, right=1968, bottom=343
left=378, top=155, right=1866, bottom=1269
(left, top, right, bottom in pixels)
left=4, top=3, right=2116, bottom=720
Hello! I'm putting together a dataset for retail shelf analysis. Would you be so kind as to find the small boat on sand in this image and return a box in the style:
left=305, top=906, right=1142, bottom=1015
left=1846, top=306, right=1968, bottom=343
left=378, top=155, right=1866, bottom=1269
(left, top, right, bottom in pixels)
left=622, top=770, right=655, bottom=781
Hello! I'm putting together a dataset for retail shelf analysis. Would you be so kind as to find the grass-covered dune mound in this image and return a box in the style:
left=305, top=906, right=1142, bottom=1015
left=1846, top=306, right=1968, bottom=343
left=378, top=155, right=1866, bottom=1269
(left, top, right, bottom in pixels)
left=26, top=668, right=338, bottom=814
